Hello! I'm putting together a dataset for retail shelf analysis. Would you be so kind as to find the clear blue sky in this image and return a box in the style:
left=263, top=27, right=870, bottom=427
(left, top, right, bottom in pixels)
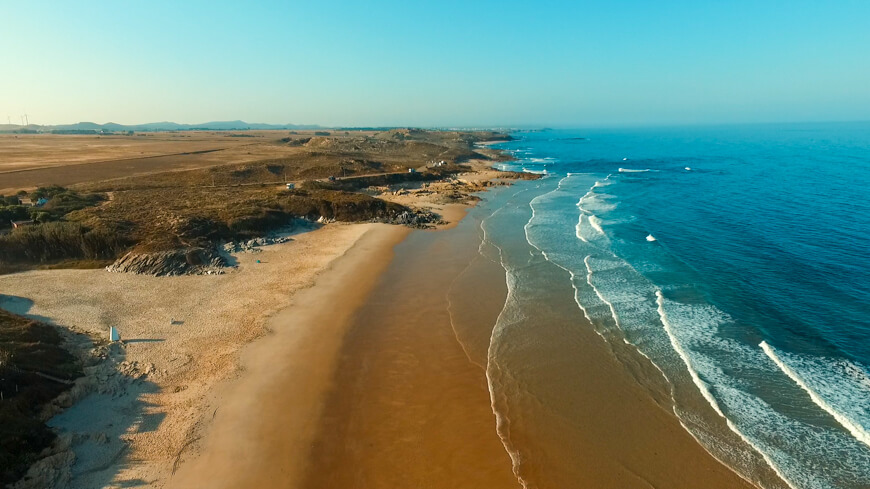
left=2, top=1, right=869, bottom=127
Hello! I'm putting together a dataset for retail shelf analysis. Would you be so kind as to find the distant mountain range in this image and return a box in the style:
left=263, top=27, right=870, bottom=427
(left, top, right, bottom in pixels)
left=0, top=120, right=323, bottom=133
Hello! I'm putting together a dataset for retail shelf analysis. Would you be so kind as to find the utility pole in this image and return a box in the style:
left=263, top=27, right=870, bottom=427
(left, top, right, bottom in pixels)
left=23, top=114, right=28, bottom=126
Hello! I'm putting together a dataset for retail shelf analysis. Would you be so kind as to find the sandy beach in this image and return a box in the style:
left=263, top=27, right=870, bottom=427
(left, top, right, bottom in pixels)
left=169, top=223, right=409, bottom=488
left=3, top=169, right=760, bottom=489
left=0, top=222, right=398, bottom=487
left=290, top=195, right=756, bottom=489
left=167, top=183, right=757, bottom=489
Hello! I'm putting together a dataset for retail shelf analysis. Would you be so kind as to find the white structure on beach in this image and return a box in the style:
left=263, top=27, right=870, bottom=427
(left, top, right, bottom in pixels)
left=109, top=326, right=121, bottom=342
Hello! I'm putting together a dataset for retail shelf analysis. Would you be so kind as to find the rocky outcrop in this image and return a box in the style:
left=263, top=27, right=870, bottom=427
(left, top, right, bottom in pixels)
left=222, top=235, right=293, bottom=254
left=106, top=247, right=227, bottom=276
left=386, top=210, right=441, bottom=228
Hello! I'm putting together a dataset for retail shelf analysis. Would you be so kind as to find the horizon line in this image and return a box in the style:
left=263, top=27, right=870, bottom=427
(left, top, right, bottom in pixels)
left=2, top=118, right=869, bottom=132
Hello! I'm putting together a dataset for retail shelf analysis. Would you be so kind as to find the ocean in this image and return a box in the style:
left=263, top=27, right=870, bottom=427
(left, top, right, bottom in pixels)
left=477, top=123, right=870, bottom=489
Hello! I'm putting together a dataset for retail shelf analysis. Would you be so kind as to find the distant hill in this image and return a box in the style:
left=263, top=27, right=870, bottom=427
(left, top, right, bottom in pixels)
left=0, top=120, right=322, bottom=133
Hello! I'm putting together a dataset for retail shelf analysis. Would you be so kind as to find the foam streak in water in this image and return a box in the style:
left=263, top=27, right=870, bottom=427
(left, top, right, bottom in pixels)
left=575, top=214, right=588, bottom=243
left=655, top=292, right=804, bottom=489
left=588, top=215, right=604, bottom=235
left=760, top=341, right=870, bottom=448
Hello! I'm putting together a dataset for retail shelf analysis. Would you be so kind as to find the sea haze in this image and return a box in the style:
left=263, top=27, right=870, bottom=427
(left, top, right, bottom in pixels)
left=487, top=122, right=870, bottom=489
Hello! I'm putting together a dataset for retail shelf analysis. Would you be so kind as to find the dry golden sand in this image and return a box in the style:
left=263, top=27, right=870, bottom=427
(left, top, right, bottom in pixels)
left=0, top=222, right=388, bottom=488
left=170, top=225, right=409, bottom=488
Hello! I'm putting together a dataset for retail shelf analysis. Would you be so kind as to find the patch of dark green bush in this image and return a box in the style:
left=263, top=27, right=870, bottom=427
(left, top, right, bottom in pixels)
left=0, top=222, right=129, bottom=264
left=0, top=309, right=82, bottom=486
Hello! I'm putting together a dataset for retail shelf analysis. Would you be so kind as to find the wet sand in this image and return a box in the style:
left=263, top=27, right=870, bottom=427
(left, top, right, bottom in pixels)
left=172, top=190, right=758, bottom=489
left=299, top=198, right=757, bottom=488
left=301, top=213, right=518, bottom=489
left=477, top=255, right=757, bottom=489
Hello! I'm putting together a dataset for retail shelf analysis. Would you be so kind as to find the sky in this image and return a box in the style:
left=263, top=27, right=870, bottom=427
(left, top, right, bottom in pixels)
left=1, top=0, right=869, bottom=127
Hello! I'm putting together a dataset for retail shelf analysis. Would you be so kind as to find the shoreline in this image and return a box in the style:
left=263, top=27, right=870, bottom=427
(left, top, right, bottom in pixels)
left=298, top=206, right=519, bottom=489
left=294, top=180, right=760, bottom=489
left=0, top=138, right=527, bottom=487
left=3, top=156, right=764, bottom=488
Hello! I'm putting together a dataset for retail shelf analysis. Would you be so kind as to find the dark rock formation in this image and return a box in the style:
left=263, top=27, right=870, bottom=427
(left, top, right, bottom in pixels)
left=386, top=210, right=441, bottom=228
left=106, top=247, right=227, bottom=276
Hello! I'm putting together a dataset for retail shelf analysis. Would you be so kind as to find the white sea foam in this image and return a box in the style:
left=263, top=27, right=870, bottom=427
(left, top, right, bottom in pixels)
left=521, top=177, right=610, bottom=339
left=656, top=292, right=726, bottom=417
left=760, top=341, right=870, bottom=448
left=584, top=256, right=623, bottom=331
left=652, top=293, right=822, bottom=489
left=507, top=169, right=870, bottom=487
left=578, top=194, right=617, bottom=214
left=618, top=168, right=652, bottom=172
left=521, top=167, right=548, bottom=175
left=588, top=215, right=605, bottom=235
left=575, top=214, right=588, bottom=242
left=524, top=174, right=844, bottom=486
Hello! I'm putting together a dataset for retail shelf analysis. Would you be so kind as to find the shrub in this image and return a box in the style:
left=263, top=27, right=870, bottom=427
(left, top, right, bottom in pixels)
left=0, top=222, right=129, bottom=265
left=38, top=189, right=105, bottom=218
left=0, top=206, right=31, bottom=228
left=0, top=310, right=82, bottom=485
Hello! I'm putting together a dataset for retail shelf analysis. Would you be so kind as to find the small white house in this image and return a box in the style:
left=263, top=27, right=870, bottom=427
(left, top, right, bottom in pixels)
left=285, top=183, right=296, bottom=190
left=109, top=326, right=121, bottom=342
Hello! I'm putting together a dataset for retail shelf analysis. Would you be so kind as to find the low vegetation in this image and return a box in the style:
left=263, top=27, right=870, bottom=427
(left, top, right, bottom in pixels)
left=0, top=309, right=82, bottom=486
left=0, top=186, right=106, bottom=230
left=0, top=221, right=129, bottom=265
left=0, top=187, right=120, bottom=273
left=0, top=129, right=514, bottom=274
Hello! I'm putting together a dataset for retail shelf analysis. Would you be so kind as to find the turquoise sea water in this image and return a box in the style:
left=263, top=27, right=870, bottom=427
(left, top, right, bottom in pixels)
left=485, top=123, right=870, bottom=488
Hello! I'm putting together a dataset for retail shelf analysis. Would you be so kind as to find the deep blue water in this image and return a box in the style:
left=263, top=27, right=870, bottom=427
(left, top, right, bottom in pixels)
left=489, top=123, right=870, bottom=488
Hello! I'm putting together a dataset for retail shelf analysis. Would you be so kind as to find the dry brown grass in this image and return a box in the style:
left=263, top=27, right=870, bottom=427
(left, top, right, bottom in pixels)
left=0, top=130, right=364, bottom=194
left=1, top=129, right=512, bottom=269
left=0, top=129, right=506, bottom=194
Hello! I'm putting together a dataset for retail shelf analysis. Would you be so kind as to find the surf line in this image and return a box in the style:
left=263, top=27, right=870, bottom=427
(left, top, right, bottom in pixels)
left=760, top=341, right=870, bottom=448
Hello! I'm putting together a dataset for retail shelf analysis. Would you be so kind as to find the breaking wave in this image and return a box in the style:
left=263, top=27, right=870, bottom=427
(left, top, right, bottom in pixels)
left=760, top=341, right=870, bottom=448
